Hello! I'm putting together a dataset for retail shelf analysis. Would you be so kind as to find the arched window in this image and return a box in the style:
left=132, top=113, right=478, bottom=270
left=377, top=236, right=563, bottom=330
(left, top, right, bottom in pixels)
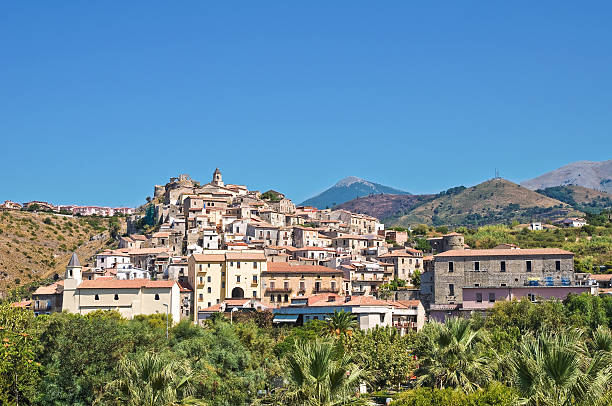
left=270, top=295, right=275, bottom=302
left=284, top=294, right=289, bottom=302
left=207, top=287, right=212, bottom=293
left=114, top=294, right=119, bottom=300
left=154, top=293, right=160, bottom=300
left=277, top=294, right=282, bottom=302
left=94, top=294, right=99, bottom=300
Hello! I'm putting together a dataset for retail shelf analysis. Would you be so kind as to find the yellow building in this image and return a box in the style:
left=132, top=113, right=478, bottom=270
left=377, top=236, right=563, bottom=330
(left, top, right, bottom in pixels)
left=187, top=250, right=267, bottom=323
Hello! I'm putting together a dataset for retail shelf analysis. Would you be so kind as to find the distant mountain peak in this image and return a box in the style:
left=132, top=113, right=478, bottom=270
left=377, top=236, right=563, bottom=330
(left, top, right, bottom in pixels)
left=334, top=176, right=373, bottom=188
left=300, top=177, right=410, bottom=209
left=521, top=159, right=612, bottom=194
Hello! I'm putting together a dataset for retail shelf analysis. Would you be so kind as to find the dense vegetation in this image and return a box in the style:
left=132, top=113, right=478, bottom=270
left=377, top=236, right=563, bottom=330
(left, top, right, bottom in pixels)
left=4, top=293, right=612, bottom=405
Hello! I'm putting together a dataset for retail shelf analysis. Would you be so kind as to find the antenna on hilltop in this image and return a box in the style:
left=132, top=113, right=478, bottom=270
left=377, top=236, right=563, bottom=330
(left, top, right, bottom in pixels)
left=494, top=168, right=500, bottom=179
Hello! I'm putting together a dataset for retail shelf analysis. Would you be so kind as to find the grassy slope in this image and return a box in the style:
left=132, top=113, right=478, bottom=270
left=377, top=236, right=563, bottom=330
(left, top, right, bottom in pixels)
left=388, top=178, right=581, bottom=227
left=0, top=210, right=123, bottom=292
left=333, top=194, right=436, bottom=221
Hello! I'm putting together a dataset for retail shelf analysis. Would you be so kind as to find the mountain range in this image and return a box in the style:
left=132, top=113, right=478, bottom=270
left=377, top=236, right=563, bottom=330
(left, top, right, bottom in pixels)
left=299, top=176, right=410, bottom=209
left=305, top=159, right=612, bottom=227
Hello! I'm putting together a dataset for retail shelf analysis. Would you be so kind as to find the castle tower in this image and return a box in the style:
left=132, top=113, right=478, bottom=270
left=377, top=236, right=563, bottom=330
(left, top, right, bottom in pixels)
left=65, top=252, right=82, bottom=284
left=212, top=168, right=224, bottom=187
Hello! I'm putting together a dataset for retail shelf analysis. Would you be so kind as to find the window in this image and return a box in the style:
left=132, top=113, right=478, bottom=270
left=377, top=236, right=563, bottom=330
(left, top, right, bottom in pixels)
left=476, top=293, right=482, bottom=303
left=528, top=293, right=536, bottom=302
left=207, top=287, right=211, bottom=293
left=555, top=260, right=561, bottom=271
left=489, top=293, right=495, bottom=303
left=207, top=276, right=211, bottom=282
left=253, top=275, right=258, bottom=283
left=114, top=294, right=119, bottom=300
left=95, top=294, right=99, bottom=300
left=277, top=294, right=282, bottom=302
left=208, top=302, right=211, bottom=307
left=474, top=261, right=480, bottom=271
left=331, top=281, right=336, bottom=291
left=154, top=293, right=160, bottom=300
left=270, top=295, right=275, bottom=302
left=448, top=284, right=455, bottom=296
left=299, top=281, right=305, bottom=291
left=237, top=262, right=241, bottom=269
left=207, top=263, right=211, bottom=268
left=500, top=261, right=506, bottom=272
left=270, top=281, right=275, bottom=289
left=474, top=283, right=480, bottom=287
left=236, top=275, right=241, bottom=282
left=253, top=291, right=257, bottom=297
left=284, top=294, right=289, bottom=302
left=230, top=262, right=233, bottom=267
left=253, top=262, right=257, bottom=269
left=526, top=260, right=532, bottom=272
left=448, top=262, right=454, bottom=272
left=221, top=282, right=225, bottom=288
left=501, top=283, right=507, bottom=287
left=199, top=293, right=203, bottom=300
left=284, top=281, right=289, bottom=290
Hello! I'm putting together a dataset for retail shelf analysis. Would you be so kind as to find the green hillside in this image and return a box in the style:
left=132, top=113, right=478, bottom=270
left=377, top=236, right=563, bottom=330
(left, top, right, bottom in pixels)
left=387, top=178, right=580, bottom=227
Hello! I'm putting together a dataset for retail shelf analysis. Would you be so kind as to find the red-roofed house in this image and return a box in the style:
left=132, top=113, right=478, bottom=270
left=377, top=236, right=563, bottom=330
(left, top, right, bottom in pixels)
left=272, top=294, right=425, bottom=332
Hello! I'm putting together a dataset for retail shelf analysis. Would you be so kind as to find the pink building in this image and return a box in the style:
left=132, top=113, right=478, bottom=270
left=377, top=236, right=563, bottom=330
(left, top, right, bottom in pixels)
left=430, top=285, right=596, bottom=322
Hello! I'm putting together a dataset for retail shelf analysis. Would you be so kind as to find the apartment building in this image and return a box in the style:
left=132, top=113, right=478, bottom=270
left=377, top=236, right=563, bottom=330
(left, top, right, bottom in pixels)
left=261, top=262, right=344, bottom=306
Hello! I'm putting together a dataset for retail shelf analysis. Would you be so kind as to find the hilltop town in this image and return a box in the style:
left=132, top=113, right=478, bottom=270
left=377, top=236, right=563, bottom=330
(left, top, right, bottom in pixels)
left=6, top=168, right=610, bottom=332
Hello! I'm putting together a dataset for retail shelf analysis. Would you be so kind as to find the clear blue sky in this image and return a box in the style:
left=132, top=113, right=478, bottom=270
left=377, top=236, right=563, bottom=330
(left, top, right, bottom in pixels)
left=1, top=2, right=611, bottom=207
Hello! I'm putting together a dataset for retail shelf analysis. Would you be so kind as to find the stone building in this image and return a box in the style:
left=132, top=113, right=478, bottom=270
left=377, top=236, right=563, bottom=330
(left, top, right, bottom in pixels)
left=429, top=248, right=590, bottom=313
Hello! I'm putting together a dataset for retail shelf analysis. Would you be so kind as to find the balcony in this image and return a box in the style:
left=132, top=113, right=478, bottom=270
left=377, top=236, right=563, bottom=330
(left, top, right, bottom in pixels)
left=351, top=278, right=385, bottom=284
left=313, top=287, right=340, bottom=293
left=265, top=287, right=293, bottom=293
left=34, top=302, right=50, bottom=311
left=393, top=321, right=417, bottom=330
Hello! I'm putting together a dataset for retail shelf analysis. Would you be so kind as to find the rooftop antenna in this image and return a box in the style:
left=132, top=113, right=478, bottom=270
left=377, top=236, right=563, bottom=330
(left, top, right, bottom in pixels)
left=494, top=168, right=500, bottom=179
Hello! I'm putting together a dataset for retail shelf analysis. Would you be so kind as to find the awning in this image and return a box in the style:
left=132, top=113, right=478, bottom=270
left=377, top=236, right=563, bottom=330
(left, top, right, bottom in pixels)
left=273, top=314, right=299, bottom=323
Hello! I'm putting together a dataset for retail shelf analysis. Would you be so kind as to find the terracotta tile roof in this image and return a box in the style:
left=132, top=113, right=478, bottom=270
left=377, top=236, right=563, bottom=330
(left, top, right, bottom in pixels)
left=385, top=300, right=422, bottom=309
left=152, top=232, right=171, bottom=238
left=295, top=247, right=330, bottom=251
left=590, top=274, right=612, bottom=281
left=265, top=262, right=342, bottom=274
left=11, top=300, right=32, bottom=308
left=130, top=234, right=147, bottom=241
left=78, top=279, right=176, bottom=289
left=200, top=303, right=222, bottom=312
left=224, top=299, right=250, bottom=306
left=435, top=248, right=573, bottom=257
left=226, top=252, right=266, bottom=261
left=33, top=280, right=64, bottom=295
left=378, top=251, right=417, bottom=258
left=128, top=248, right=169, bottom=255
left=308, top=295, right=391, bottom=307
left=192, top=254, right=226, bottom=262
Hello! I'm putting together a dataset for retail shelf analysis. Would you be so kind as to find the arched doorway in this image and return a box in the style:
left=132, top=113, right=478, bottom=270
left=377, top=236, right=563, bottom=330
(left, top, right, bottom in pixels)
left=231, top=287, right=244, bottom=299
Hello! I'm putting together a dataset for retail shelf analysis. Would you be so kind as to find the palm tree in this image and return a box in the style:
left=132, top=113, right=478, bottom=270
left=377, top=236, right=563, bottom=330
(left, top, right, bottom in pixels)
left=283, top=340, right=365, bottom=406
left=101, top=352, right=205, bottom=406
left=326, top=310, right=358, bottom=339
left=509, top=329, right=612, bottom=406
left=416, top=317, right=492, bottom=392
